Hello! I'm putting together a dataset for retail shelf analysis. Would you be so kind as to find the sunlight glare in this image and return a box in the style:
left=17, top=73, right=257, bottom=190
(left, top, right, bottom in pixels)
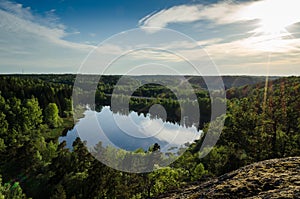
left=240, top=0, right=300, bottom=36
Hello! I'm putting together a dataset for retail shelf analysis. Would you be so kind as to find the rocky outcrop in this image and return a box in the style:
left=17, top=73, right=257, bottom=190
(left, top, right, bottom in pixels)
left=159, top=157, right=300, bottom=199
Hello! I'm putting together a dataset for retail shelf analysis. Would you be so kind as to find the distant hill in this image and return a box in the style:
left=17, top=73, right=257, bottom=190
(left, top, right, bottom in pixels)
left=226, top=76, right=300, bottom=99
left=0, top=74, right=278, bottom=90
left=187, top=76, right=278, bottom=90
left=159, top=157, right=300, bottom=199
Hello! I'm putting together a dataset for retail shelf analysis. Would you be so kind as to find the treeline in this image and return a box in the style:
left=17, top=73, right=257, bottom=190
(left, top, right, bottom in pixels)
left=0, top=74, right=267, bottom=128
left=0, top=75, right=213, bottom=128
left=0, top=76, right=72, bottom=117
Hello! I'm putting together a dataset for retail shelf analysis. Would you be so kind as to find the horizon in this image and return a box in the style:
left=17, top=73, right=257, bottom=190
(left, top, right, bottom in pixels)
left=0, top=73, right=290, bottom=77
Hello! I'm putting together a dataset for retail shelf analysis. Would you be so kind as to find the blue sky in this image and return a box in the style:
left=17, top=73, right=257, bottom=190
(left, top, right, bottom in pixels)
left=14, top=0, right=192, bottom=42
left=0, top=0, right=300, bottom=75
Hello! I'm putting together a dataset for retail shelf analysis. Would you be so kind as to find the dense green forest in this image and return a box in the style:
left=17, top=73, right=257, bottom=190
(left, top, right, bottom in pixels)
left=0, top=75, right=299, bottom=198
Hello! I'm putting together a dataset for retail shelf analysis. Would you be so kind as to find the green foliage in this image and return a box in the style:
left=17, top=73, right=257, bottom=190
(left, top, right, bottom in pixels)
left=194, top=77, right=300, bottom=176
left=148, top=167, right=188, bottom=197
left=50, top=184, right=66, bottom=199
left=0, top=112, right=7, bottom=152
left=44, top=103, right=63, bottom=128
left=191, top=163, right=207, bottom=181
left=21, top=98, right=43, bottom=132
left=0, top=75, right=299, bottom=199
left=63, top=98, right=73, bottom=117
left=0, top=176, right=26, bottom=199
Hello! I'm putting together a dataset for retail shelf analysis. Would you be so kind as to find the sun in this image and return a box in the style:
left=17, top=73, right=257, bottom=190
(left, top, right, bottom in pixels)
left=239, top=0, right=299, bottom=37
left=236, top=0, right=300, bottom=51
left=253, top=0, right=299, bottom=37
left=259, top=14, right=288, bottom=36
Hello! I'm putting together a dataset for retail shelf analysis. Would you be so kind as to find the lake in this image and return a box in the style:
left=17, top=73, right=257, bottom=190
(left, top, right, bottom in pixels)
left=59, top=106, right=202, bottom=153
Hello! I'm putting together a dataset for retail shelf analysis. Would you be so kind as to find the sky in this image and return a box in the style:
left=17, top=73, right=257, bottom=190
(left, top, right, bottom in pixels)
left=0, top=0, right=300, bottom=75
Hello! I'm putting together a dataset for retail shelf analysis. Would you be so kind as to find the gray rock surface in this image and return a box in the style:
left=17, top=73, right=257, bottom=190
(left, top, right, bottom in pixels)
left=159, top=157, right=300, bottom=199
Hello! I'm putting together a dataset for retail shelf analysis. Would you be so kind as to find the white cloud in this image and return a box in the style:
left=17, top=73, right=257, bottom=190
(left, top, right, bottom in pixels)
left=203, top=35, right=300, bottom=57
left=139, top=5, right=205, bottom=30
left=139, top=0, right=300, bottom=32
left=197, top=38, right=223, bottom=46
left=128, top=49, right=183, bottom=63
left=0, top=0, right=96, bottom=73
left=139, top=119, right=201, bottom=147
left=0, top=0, right=34, bottom=21
left=136, top=0, right=300, bottom=75
left=138, top=2, right=247, bottom=31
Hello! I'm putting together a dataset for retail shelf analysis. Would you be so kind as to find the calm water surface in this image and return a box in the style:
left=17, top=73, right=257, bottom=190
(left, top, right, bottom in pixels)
left=59, top=106, right=202, bottom=152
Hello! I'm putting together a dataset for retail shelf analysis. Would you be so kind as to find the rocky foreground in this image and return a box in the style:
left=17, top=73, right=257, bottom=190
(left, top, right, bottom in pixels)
left=159, top=157, right=300, bottom=199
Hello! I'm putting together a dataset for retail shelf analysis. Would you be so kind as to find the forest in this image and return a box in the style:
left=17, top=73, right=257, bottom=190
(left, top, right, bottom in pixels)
left=0, top=74, right=299, bottom=198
